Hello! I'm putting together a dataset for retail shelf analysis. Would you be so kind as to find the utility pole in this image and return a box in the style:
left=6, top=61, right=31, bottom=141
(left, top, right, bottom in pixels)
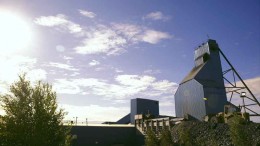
left=73, top=117, right=78, bottom=125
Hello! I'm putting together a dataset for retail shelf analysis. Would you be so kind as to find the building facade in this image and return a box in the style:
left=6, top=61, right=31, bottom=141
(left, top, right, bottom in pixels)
left=175, top=40, right=227, bottom=120
left=130, top=98, right=159, bottom=124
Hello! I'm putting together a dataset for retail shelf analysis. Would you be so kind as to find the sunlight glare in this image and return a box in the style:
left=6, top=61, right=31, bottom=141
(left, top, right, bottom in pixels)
left=0, top=10, right=32, bottom=54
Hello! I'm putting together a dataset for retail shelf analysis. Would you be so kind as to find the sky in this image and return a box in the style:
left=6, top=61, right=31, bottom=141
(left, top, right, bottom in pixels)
left=0, top=0, right=259, bottom=123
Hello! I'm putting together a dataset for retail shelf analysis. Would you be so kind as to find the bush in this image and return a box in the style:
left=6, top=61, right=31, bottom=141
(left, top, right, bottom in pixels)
left=228, top=114, right=251, bottom=146
left=177, top=123, right=193, bottom=146
left=159, top=128, right=174, bottom=146
left=145, top=128, right=159, bottom=146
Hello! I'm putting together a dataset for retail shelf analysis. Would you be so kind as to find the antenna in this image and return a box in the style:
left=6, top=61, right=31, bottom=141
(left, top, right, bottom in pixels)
left=207, top=34, right=210, bottom=39
left=73, top=117, right=78, bottom=125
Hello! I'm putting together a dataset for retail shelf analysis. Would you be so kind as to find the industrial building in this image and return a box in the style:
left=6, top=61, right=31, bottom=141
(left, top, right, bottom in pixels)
left=175, top=40, right=228, bottom=121
left=70, top=39, right=259, bottom=145
left=70, top=125, right=143, bottom=146
left=70, top=98, right=161, bottom=146
left=115, top=98, right=159, bottom=124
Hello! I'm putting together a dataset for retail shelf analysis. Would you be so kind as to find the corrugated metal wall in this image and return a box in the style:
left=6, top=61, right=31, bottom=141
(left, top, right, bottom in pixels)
left=175, top=79, right=206, bottom=120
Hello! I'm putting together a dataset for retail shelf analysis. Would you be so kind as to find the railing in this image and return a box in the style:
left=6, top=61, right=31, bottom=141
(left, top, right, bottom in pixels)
left=135, top=117, right=184, bottom=135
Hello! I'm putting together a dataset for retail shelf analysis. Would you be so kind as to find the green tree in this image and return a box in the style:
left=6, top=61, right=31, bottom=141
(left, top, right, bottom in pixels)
left=159, top=128, right=174, bottom=146
left=0, top=74, right=71, bottom=146
left=145, top=128, right=159, bottom=146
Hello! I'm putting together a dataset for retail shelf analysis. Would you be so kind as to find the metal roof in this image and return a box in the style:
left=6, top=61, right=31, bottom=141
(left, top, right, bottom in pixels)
left=180, top=63, right=205, bottom=84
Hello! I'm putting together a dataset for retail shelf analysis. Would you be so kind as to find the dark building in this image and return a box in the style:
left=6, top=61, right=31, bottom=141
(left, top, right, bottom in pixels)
left=116, top=98, right=159, bottom=124
left=130, top=98, right=159, bottom=124
left=70, top=98, right=159, bottom=146
left=70, top=125, right=144, bottom=146
left=175, top=40, right=227, bottom=120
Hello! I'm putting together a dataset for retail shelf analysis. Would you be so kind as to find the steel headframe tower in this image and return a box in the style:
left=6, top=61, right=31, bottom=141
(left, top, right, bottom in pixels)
left=175, top=39, right=228, bottom=121
left=175, top=39, right=260, bottom=121
left=219, top=48, right=260, bottom=117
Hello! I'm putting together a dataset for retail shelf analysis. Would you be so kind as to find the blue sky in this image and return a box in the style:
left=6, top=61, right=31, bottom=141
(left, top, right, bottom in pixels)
left=0, top=0, right=259, bottom=123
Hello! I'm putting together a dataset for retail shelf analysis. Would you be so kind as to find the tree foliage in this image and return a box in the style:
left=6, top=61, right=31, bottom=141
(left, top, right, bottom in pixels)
left=145, top=128, right=159, bottom=146
left=159, top=128, right=174, bottom=146
left=0, top=75, right=71, bottom=146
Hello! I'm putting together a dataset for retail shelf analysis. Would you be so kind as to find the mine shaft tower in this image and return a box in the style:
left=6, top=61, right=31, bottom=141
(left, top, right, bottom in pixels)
left=175, top=39, right=260, bottom=121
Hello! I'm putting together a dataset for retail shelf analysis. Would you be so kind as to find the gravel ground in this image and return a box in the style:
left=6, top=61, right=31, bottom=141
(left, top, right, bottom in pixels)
left=171, top=121, right=260, bottom=146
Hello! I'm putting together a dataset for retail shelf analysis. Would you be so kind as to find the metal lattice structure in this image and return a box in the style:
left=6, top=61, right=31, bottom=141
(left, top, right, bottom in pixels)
left=219, top=48, right=260, bottom=117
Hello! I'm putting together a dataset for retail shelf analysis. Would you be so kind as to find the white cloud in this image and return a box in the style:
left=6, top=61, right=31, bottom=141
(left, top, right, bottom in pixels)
left=74, top=78, right=107, bottom=87
left=54, top=78, right=107, bottom=95
left=240, top=77, right=260, bottom=97
left=141, top=30, right=171, bottom=44
left=53, top=74, right=178, bottom=100
left=225, top=77, right=260, bottom=122
left=70, top=72, right=80, bottom=77
left=27, top=69, right=47, bottom=82
left=115, top=68, right=123, bottom=73
left=63, top=56, right=73, bottom=60
left=74, top=23, right=171, bottom=55
left=48, top=62, right=78, bottom=71
left=112, top=23, right=142, bottom=42
left=34, top=14, right=82, bottom=33
left=89, top=60, right=100, bottom=66
left=144, top=69, right=161, bottom=75
left=95, top=67, right=105, bottom=71
left=160, top=100, right=174, bottom=107
left=56, top=45, right=65, bottom=52
left=113, top=23, right=171, bottom=44
left=74, top=26, right=127, bottom=55
left=0, top=55, right=36, bottom=85
left=144, top=11, right=170, bottom=21
left=61, top=104, right=128, bottom=123
left=34, top=14, right=67, bottom=26
left=79, top=9, right=96, bottom=18
left=226, top=77, right=260, bottom=102
left=35, top=14, right=173, bottom=56
left=0, top=84, right=8, bottom=94
left=67, top=23, right=82, bottom=33
left=116, top=75, right=155, bottom=87
left=152, top=80, right=178, bottom=92
left=0, top=55, right=49, bottom=94
left=53, top=79, right=82, bottom=94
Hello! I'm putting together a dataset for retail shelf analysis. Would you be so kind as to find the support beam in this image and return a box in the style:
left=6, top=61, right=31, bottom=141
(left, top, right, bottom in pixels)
left=218, top=48, right=260, bottom=107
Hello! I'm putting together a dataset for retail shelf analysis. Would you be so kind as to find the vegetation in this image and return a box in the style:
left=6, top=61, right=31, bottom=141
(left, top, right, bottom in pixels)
left=228, top=114, right=251, bottom=146
left=141, top=117, right=259, bottom=146
left=0, top=74, right=71, bottom=146
left=177, top=122, right=193, bottom=146
left=159, top=128, right=174, bottom=146
left=145, top=128, right=159, bottom=146
left=145, top=128, right=176, bottom=146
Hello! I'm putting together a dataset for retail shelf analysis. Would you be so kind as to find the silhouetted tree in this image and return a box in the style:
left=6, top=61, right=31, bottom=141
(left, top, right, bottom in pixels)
left=0, top=74, right=71, bottom=146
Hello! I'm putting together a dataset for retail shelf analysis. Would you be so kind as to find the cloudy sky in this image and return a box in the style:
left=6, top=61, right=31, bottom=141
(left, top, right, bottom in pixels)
left=0, top=0, right=259, bottom=123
